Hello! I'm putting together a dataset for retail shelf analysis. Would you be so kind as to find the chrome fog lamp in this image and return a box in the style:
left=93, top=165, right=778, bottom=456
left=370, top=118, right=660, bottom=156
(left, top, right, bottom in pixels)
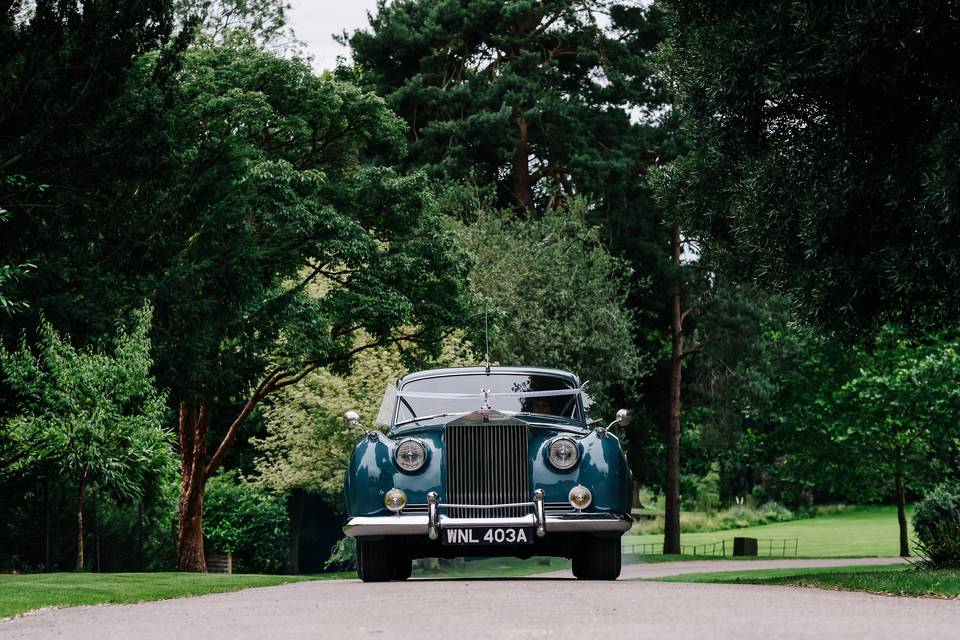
left=548, top=437, right=579, bottom=470
left=384, top=488, right=407, bottom=513
left=395, top=439, right=426, bottom=472
left=568, top=485, right=592, bottom=510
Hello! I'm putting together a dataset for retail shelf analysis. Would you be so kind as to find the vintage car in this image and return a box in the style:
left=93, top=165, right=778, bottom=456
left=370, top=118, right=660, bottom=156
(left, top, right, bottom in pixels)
left=343, top=366, right=633, bottom=581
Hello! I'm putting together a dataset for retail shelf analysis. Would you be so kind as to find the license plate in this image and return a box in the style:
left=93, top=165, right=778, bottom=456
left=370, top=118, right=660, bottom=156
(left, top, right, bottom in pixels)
left=441, top=526, right=534, bottom=545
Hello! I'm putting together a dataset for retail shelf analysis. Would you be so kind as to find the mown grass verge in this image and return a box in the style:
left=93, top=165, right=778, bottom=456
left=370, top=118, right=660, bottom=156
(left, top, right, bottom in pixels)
left=0, top=572, right=322, bottom=619
left=624, top=505, right=913, bottom=557
left=654, top=563, right=960, bottom=598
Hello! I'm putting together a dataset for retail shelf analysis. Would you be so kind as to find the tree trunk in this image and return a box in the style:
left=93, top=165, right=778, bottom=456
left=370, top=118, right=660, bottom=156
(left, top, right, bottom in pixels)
left=664, top=227, right=683, bottom=555
left=138, top=500, right=144, bottom=572
left=75, top=466, right=88, bottom=571
left=43, top=477, right=50, bottom=572
left=176, top=397, right=210, bottom=572
left=94, top=485, right=100, bottom=573
left=896, top=473, right=910, bottom=557
left=289, top=491, right=305, bottom=574
left=512, top=115, right=534, bottom=213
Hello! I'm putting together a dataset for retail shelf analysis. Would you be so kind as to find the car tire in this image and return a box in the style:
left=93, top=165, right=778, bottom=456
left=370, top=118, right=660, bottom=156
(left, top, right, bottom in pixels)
left=572, top=536, right=621, bottom=580
left=392, top=552, right=412, bottom=581
left=357, top=539, right=395, bottom=582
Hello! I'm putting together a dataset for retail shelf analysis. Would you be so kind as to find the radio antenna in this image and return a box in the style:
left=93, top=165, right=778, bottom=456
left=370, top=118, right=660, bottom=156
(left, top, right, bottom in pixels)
left=484, top=311, right=491, bottom=374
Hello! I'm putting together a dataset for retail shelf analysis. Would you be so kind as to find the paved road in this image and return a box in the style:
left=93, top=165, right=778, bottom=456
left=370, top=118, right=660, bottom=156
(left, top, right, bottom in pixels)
left=4, top=558, right=958, bottom=640
left=541, top=555, right=912, bottom=580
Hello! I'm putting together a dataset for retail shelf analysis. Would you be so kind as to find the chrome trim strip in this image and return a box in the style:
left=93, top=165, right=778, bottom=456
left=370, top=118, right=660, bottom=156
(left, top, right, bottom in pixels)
left=440, top=515, right=536, bottom=527
left=440, top=501, right=535, bottom=510
left=344, top=512, right=632, bottom=538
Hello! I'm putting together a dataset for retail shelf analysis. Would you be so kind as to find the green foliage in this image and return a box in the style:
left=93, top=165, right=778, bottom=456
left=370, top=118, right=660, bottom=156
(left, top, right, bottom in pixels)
left=835, top=328, right=960, bottom=495
left=913, top=484, right=960, bottom=569
left=251, top=333, right=475, bottom=506
left=344, top=1, right=677, bottom=460
left=0, top=306, right=173, bottom=501
left=0, top=573, right=316, bottom=619
left=692, top=462, right=721, bottom=514
left=203, top=471, right=289, bottom=573
left=3, top=39, right=470, bottom=406
left=659, top=565, right=960, bottom=599
left=0, top=207, right=33, bottom=315
left=635, top=500, right=796, bottom=535
left=654, top=0, right=960, bottom=334
left=451, top=199, right=647, bottom=416
left=0, top=0, right=175, bottom=233
left=323, top=536, right=356, bottom=572
left=175, top=0, right=300, bottom=52
left=343, top=0, right=670, bottom=215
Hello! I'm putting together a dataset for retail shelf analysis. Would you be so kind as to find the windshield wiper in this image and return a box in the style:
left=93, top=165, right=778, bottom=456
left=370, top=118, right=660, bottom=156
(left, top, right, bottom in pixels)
left=393, top=412, right=466, bottom=427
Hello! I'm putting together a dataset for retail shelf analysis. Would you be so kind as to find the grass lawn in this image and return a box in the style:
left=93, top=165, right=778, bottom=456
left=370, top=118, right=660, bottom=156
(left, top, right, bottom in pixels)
left=655, top=563, right=960, bottom=598
left=0, top=572, right=320, bottom=619
left=623, top=505, right=912, bottom=557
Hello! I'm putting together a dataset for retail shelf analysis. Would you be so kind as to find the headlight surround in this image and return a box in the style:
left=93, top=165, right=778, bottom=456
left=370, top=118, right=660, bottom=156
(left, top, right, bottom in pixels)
left=547, top=437, right=580, bottom=470
left=395, top=439, right=426, bottom=472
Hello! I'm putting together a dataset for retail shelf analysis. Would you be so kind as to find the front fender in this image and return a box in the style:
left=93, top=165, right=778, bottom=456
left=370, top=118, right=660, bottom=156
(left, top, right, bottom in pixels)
left=344, top=430, right=443, bottom=517
left=530, top=430, right=632, bottom=513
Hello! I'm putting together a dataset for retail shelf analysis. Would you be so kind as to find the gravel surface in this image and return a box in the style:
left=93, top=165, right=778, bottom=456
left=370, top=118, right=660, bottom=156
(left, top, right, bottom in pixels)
left=3, top=557, right=957, bottom=640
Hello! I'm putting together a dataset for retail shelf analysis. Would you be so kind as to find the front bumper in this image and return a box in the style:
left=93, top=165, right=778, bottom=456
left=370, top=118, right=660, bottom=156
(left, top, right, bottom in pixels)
left=344, top=512, right=633, bottom=538
left=344, top=490, right=632, bottom=539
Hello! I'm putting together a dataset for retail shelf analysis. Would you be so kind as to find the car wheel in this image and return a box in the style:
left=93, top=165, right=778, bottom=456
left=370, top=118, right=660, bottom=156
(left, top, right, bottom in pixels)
left=358, top=539, right=395, bottom=582
left=392, top=551, right=412, bottom=581
left=572, top=536, right=621, bottom=580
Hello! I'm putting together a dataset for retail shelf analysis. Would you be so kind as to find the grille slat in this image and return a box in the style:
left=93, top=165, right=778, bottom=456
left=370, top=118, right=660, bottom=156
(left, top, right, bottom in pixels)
left=446, top=422, right=529, bottom=519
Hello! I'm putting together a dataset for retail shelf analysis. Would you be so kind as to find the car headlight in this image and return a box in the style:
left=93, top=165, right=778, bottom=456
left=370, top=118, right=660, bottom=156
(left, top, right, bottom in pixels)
left=548, top=437, right=579, bottom=470
left=395, top=439, right=426, bottom=472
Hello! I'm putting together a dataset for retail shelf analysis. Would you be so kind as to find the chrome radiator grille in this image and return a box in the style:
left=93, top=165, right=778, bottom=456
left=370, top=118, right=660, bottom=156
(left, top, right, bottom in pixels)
left=444, top=422, right=530, bottom=518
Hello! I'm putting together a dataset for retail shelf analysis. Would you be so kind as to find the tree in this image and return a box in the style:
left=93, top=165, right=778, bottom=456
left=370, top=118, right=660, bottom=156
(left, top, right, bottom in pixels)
left=342, top=0, right=669, bottom=216
left=837, top=327, right=960, bottom=556
left=0, top=306, right=172, bottom=570
left=654, top=0, right=960, bottom=335
left=0, top=206, right=32, bottom=315
left=174, top=0, right=302, bottom=54
left=0, top=0, right=175, bottom=211
left=452, top=199, right=648, bottom=415
left=83, top=44, right=466, bottom=572
left=251, top=332, right=475, bottom=570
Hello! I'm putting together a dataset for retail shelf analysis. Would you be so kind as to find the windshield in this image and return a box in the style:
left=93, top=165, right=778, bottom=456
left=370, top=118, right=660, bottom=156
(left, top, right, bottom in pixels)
left=395, top=373, right=582, bottom=425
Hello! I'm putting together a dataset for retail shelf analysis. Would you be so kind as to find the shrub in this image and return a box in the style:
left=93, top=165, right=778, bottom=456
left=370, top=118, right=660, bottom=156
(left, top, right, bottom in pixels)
left=913, top=484, right=960, bottom=569
left=628, top=500, right=802, bottom=535
left=324, top=536, right=356, bottom=572
left=204, top=471, right=290, bottom=574
left=693, top=463, right=722, bottom=514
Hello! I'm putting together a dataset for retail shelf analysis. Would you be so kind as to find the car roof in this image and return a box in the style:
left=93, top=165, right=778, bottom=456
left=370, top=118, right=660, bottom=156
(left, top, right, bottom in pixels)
left=398, top=365, right=580, bottom=387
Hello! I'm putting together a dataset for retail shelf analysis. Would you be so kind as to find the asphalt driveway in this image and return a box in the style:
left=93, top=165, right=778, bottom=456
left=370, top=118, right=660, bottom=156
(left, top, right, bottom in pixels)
left=3, top=558, right=957, bottom=640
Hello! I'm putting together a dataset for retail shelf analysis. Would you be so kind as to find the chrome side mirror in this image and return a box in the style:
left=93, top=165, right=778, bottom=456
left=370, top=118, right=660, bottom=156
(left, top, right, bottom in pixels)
left=345, top=410, right=379, bottom=441
left=599, top=409, right=631, bottom=436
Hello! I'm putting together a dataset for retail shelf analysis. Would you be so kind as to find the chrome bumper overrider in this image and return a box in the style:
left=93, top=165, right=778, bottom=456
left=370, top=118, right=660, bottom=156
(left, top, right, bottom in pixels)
left=344, top=490, right=632, bottom=539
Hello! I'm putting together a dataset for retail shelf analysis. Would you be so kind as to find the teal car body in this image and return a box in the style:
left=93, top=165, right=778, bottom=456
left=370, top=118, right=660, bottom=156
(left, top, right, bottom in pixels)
left=343, top=366, right=633, bottom=581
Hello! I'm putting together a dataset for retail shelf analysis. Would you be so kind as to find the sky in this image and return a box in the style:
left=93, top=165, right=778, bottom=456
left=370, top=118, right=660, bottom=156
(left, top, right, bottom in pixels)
left=286, top=0, right=381, bottom=70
